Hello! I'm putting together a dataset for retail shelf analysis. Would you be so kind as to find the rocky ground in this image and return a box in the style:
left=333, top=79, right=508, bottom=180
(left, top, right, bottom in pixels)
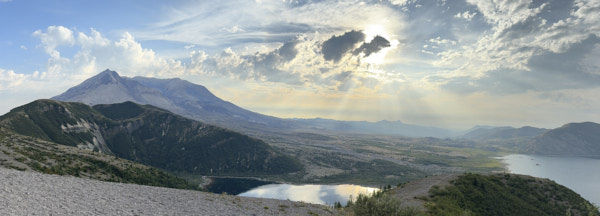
left=390, top=174, right=458, bottom=210
left=0, top=167, right=343, bottom=216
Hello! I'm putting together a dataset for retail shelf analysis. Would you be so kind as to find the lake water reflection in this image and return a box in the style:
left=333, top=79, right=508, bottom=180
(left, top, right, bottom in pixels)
left=238, top=184, right=379, bottom=205
left=500, top=154, right=600, bottom=205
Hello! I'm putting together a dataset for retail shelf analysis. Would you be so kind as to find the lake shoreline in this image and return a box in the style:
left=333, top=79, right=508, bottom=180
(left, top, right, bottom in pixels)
left=500, top=154, right=600, bottom=206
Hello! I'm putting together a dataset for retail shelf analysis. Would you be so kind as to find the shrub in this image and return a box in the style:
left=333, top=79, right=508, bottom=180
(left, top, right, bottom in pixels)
left=350, top=191, right=424, bottom=216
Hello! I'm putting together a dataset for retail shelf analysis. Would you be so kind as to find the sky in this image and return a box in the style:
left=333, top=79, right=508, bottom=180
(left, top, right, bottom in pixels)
left=0, top=0, right=599, bottom=130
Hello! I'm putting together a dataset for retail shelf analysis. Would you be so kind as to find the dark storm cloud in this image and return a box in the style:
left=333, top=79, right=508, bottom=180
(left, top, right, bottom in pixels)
left=278, top=40, right=299, bottom=61
left=321, top=30, right=365, bottom=62
left=353, top=35, right=391, bottom=57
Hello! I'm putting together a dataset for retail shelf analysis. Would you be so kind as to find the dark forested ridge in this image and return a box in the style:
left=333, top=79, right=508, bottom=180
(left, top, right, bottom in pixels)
left=0, top=100, right=302, bottom=176
left=0, top=128, right=196, bottom=190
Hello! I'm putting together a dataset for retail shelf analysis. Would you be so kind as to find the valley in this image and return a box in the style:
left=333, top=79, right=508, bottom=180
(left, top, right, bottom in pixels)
left=0, top=70, right=598, bottom=215
left=3, top=1, right=600, bottom=214
left=252, top=131, right=505, bottom=186
left=47, top=70, right=510, bottom=187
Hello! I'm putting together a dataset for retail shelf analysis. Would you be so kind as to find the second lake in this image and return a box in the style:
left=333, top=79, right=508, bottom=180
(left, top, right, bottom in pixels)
left=238, top=183, right=379, bottom=205
left=206, top=177, right=379, bottom=205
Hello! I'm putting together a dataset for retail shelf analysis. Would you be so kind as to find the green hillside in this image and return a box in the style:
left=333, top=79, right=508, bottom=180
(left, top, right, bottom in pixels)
left=348, top=173, right=598, bottom=215
left=0, top=100, right=302, bottom=176
left=0, top=128, right=196, bottom=190
left=0, top=99, right=105, bottom=148
left=425, top=173, right=598, bottom=216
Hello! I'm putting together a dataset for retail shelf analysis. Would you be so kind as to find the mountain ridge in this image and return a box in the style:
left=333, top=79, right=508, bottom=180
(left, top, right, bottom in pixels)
left=462, top=126, right=548, bottom=140
left=53, top=69, right=454, bottom=138
left=526, top=122, right=600, bottom=158
left=0, top=99, right=302, bottom=175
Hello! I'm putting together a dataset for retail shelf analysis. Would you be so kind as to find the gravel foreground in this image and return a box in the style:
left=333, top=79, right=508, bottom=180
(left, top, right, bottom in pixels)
left=0, top=167, right=343, bottom=215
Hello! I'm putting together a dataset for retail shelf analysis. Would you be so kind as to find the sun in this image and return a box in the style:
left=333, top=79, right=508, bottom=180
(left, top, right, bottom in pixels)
left=361, top=24, right=397, bottom=66
left=363, top=24, right=388, bottom=42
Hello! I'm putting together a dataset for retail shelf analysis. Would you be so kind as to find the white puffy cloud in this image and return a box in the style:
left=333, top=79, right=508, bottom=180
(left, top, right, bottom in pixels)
left=0, top=68, right=27, bottom=90
left=466, top=0, right=544, bottom=28
left=27, top=25, right=401, bottom=94
left=33, top=26, right=75, bottom=59
left=573, top=0, right=600, bottom=25
left=31, top=26, right=185, bottom=81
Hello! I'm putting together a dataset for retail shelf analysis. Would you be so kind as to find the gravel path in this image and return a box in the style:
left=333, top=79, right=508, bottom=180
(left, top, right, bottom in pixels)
left=0, top=167, right=343, bottom=215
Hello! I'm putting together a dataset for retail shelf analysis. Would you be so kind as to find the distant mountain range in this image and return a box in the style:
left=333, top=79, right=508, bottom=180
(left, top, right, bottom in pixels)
left=49, top=70, right=600, bottom=157
left=52, top=69, right=454, bottom=138
left=462, top=126, right=549, bottom=140
left=0, top=99, right=302, bottom=175
left=461, top=122, right=600, bottom=158
left=526, top=122, right=600, bottom=158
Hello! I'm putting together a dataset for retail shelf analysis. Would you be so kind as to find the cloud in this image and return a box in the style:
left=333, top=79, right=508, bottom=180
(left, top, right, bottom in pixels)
left=0, top=68, right=27, bottom=90
left=388, top=0, right=413, bottom=6
left=221, top=25, right=245, bottom=33
left=321, top=30, right=365, bottom=62
left=427, top=0, right=600, bottom=95
left=353, top=36, right=391, bottom=57
left=135, top=0, right=405, bottom=51
left=32, top=26, right=75, bottom=59
left=454, top=11, right=477, bottom=21
left=432, top=35, right=600, bottom=94
left=24, top=1, right=597, bottom=98
left=185, top=30, right=399, bottom=91
left=30, top=26, right=184, bottom=81
left=428, top=36, right=456, bottom=45
left=465, top=0, right=545, bottom=28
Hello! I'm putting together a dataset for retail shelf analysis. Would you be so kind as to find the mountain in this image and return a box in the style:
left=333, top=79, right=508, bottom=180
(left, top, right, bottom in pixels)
left=462, top=126, right=548, bottom=140
left=460, top=125, right=500, bottom=138
left=52, top=69, right=295, bottom=134
left=526, top=122, right=600, bottom=158
left=52, top=69, right=452, bottom=137
left=0, top=99, right=302, bottom=175
left=0, top=127, right=196, bottom=190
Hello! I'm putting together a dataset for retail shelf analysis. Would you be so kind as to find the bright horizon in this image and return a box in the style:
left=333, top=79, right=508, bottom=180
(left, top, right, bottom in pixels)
left=1, top=0, right=599, bottom=130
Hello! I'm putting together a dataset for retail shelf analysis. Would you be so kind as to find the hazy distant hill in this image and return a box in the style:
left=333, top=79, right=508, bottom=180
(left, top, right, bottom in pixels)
left=52, top=69, right=453, bottom=138
left=0, top=99, right=302, bottom=175
left=462, top=126, right=548, bottom=140
left=294, top=118, right=453, bottom=137
left=526, top=122, right=600, bottom=158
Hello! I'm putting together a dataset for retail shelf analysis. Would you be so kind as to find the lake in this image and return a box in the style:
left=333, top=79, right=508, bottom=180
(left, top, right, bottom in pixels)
left=205, top=178, right=379, bottom=205
left=238, top=184, right=379, bottom=205
left=500, top=154, right=600, bottom=205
